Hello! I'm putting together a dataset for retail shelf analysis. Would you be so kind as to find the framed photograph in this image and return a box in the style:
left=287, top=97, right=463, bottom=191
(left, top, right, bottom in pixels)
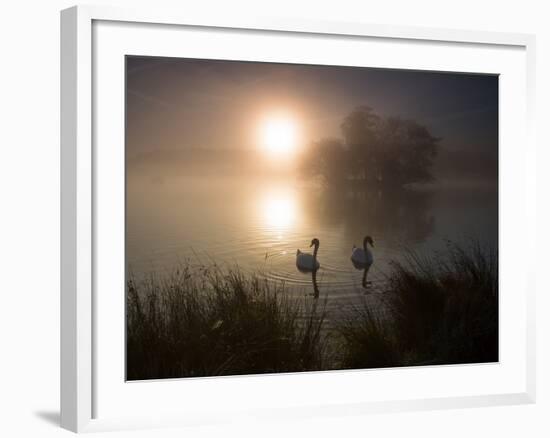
left=61, top=5, right=536, bottom=433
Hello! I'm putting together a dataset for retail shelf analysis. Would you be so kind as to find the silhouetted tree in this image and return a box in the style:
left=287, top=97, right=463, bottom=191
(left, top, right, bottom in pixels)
left=305, top=106, right=440, bottom=189
left=302, top=138, right=349, bottom=188
left=341, top=106, right=380, bottom=182
left=374, top=116, right=439, bottom=187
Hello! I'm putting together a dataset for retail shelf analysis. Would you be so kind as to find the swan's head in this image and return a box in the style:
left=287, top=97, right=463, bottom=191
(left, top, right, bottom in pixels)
left=310, top=238, right=320, bottom=248
left=363, top=236, right=374, bottom=247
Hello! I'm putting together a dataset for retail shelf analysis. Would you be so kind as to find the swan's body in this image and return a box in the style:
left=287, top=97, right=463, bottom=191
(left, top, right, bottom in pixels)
left=296, top=238, right=320, bottom=272
left=296, top=251, right=320, bottom=271
left=351, top=246, right=373, bottom=266
left=351, top=236, right=374, bottom=267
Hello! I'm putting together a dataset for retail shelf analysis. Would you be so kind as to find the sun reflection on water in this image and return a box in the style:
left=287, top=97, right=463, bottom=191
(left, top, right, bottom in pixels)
left=261, top=189, right=297, bottom=232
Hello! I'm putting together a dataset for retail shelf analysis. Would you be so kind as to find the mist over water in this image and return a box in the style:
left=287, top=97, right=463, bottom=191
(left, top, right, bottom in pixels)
left=126, top=56, right=498, bottom=313
left=127, top=172, right=497, bottom=304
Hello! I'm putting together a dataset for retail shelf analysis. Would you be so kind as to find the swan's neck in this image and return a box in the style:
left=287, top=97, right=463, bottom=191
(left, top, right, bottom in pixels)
left=313, top=244, right=319, bottom=259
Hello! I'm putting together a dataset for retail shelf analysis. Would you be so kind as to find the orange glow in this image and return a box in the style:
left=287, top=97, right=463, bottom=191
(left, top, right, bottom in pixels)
left=259, top=114, right=300, bottom=158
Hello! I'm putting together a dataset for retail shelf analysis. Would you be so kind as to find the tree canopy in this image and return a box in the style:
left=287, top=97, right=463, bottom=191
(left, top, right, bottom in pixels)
left=303, top=106, right=440, bottom=189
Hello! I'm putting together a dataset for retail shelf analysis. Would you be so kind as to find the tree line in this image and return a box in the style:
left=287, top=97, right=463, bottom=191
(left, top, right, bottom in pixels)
left=302, top=106, right=440, bottom=190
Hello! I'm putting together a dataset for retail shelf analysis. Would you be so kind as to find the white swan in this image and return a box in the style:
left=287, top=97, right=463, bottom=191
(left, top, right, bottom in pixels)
left=351, top=236, right=374, bottom=267
left=296, top=238, right=320, bottom=272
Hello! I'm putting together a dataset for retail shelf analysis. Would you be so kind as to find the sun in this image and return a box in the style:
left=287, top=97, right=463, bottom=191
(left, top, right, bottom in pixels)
left=259, top=115, right=299, bottom=158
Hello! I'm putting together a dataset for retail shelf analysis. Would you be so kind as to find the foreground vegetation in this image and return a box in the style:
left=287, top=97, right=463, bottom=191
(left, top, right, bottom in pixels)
left=337, top=240, right=498, bottom=369
left=127, top=266, right=326, bottom=380
left=127, top=241, right=498, bottom=380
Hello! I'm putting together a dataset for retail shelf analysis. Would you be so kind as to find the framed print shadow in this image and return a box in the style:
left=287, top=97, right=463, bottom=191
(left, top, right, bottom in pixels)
left=61, top=5, right=536, bottom=433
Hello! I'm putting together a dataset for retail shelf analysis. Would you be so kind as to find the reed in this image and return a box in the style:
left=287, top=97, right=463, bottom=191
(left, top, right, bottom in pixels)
left=126, top=264, right=327, bottom=380
left=336, top=239, right=498, bottom=368
left=127, top=239, right=498, bottom=379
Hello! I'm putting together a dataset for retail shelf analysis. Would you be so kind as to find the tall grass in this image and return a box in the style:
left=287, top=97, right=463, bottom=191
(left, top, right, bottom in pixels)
left=337, top=304, right=400, bottom=369
left=127, top=240, right=498, bottom=379
left=337, top=240, right=498, bottom=368
left=127, top=265, right=327, bottom=380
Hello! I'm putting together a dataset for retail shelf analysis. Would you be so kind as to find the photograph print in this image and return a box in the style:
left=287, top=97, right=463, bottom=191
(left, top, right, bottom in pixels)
left=126, top=56, right=498, bottom=380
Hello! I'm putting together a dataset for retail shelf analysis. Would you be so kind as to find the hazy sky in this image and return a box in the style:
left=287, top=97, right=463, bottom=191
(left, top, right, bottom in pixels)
left=126, top=56, right=498, bottom=160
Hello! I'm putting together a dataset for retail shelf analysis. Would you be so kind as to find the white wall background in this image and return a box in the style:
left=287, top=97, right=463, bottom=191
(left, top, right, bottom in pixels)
left=0, top=1, right=547, bottom=436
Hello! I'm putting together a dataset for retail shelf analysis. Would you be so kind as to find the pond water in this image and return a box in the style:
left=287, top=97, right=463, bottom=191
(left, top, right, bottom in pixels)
left=126, top=176, right=498, bottom=312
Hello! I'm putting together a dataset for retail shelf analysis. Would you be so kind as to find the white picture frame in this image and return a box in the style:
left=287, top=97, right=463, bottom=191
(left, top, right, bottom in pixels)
left=60, top=4, right=536, bottom=433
